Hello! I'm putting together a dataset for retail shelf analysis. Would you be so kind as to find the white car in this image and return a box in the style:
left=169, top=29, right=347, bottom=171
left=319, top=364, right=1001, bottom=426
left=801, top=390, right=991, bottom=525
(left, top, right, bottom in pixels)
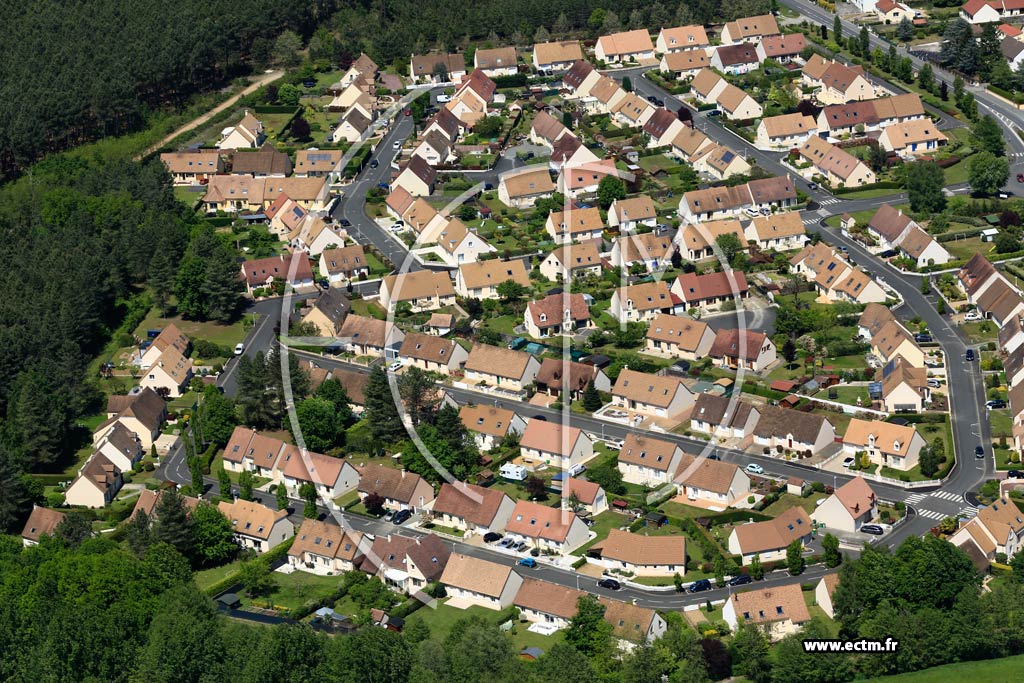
left=234, top=343, right=245, bottom=355
left=392, top=140, right=402, bottom=151
left=388, top=360, right=403, bottom=372
left=842, top=457, right=855, bottom=468
left=964, top=311, right=982, bottom=322
left=745, top=463, right=765, bottom=475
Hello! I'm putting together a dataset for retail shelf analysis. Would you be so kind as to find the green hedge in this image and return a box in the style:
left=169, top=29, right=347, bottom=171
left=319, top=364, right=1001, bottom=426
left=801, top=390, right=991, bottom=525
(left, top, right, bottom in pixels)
left=989, top=86, right=1024, bottom=105
left=253, top=105, right=302, bottom=114
left=831, top=181, right=903, bottom=195
left=937, top=227, right=984, bottom=243
left=571, top=557, right=587, bottom=569
left=202, top=536, right=296, bottom=597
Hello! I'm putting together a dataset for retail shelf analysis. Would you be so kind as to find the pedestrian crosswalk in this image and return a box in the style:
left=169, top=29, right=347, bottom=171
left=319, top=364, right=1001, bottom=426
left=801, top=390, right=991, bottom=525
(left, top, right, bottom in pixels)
left=818, top=197, right=841, bottom=206
left=917, top=509, right=946, bottom=521
left=802, top=216, right=820, bottom=226
left=959, top=506, right=978, bottom=519
left=904, top=492, right=928, bottom=504
left=929, top=490, right=964, bottom=502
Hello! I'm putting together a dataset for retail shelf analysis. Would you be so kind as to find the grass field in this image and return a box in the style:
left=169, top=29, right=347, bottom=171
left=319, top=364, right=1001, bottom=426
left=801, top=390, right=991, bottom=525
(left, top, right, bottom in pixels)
left=242, top=571, right=343, bottom=612
left=133, top=309, right=251, bottom=349
left=860, top=655, right=1024, bottom=683
left=405, top=601, right=566, bottom=652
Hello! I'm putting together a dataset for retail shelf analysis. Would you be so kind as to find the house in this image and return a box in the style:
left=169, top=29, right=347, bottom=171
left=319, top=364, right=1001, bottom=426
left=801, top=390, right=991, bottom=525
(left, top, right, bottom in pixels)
left=330, top=101, right=375, bottom=145
left=497, top=167, right=555, bottom=208
left=561, top=477, right=607, bottom=515
left=21, top=506, right=66, bottom=546
left=474, top=46, right=518, bottom=77
left=287, top=215, right=346, bottom=257
left=319, top=245, right=369, bottom=284
left=530, top=110, right=573, bottom=149
left=872, top=320, right=925, bottom=368
left=709, top=328, right=777, bottom=373
left=139, top=347, right=193, bottom=398
left=294, top=149, right=344, bottom=178
left=265, top=193, right=308, bottom=238
left=755, top=33, right=808, bottom=63
left=796, top=136, right=877, bottom=188
left=65, top=454, right=122, bottom=508
left=260, top=177, right=331, bottom=212
left=379, top=270, right=456, bottom=312
left=617, top=433, right=685, bottom=486
left=790, top=243, right=888, bottom=305
left=409, top=53, right=466, bottom=83
left=557, top=159, right=618, bottom=198
left=659, top=49, right=711, bottom=79
left=99, top=388, right=166, bottom=449
left=690, top=143, right=752, bottom=181
left=301, top=288, right=350, bottom=337
left=357, top=462, right=435, bottom=512
left=679, top=184, right=752, bottom=222
left=858, top=302, right=897, bottom=341
left=612, top=368, right=694, bottom=420
left=398, top=333, right=468, bottom=375
left=229, top=145, right=292, bottom=177
left=599, top=599, right=668, bottom=644
left=728, top=506, right=813, bottom=563
left=897, top=226, right=951, bottom=268
left=432, top=482, right=516, bottom=534
left=816, top=94, right=925, bottom=139
left=504, top=500, right=590, bottom=554
left=201, top=174, right=263, bottom=213
left=801, top=55, right=876, bottom=104
left=217, top=111, right=265, bottom=149
left=222, top=427, right=286, bottom=476
left=240, top=254, right=315, bottom=294
left=977, top=279, right=1024, bottom=326
left=562, top=60, right=601, bottom=100
left=608, top=196, right=658, bottom=233
left=879, top=119, right=948, bottom=158
left=716, top=84, right=764, bottom=120
left=441, top=554, right=523, bottom=610
left=612, top=92, right=656, bottom=128
left=422, top=108, right=464, bottom=145
left=608, top=232, right=674, bottom=272
left=545, top=206, right=605, bottom=244
left=876, top=0, right=917, bottom=22
left=524, top=293, right=592, bottom=338
left=959, top=0, right=1004, bottom=23
left=595, top=29, right=656, bottom=63
left=138, top=323, right=190, bottom=369
left=288, top=519, right=369, bottom=574
left=218, top=498, right=293, bottom=552
left=576, top=73, right=625, bottom=112
left=656, top=25, right=710, bottom=53
left=412, top=131, right=456, bottom=166
left=710, top=44, right=762, bottom=75
left=549, top=135, right=601, bottom=173
left=720, top=14, right=781, bottom=44
left=881, top=356, right=930, bottom=412
left=533, top=41, right=584, bottom=72
left=756, top=113, right=817, bottom=150
left=1002, top=35, right=1024, bottom=71
left=459, top=404, right=526, bottom=451
left=816, top=574, right=840, bottom=619
left=365, top=533, right=450, bottom=594
left=745, top=211, right=808, bottom=251
left=752, top=405, right=837, bottom=454
left=424, top=313, right=455, bottom=337
left=519, top=419, right=594, bottom=469
left=1001, top=314, right=1024, bottom=357
left=677, top=457, right=752, bottom=507
left=813, top=476, right=879, bottom=532
left=958, top=254, right=1002, bottom=303
left=843, top=418, right=926, bottom=471
left=748, top=175, right=798, bottom=212
left=609, top=281, right=675, bottom=323
left=515, top=579, right=586, bottom=628
left=463, top=344, right=541, bottom=394
left=689, top=392, right=761, bottom=442
left=455, top=258, right=530, bottom=299
left=540, top=242, right=603, bottom=281
left=597, top=528, right=685, bottom=576
left=94, top=422, right=142, bottom=473
left=392, top=156, right=437, bottom=197
left=445, top=69, right=497, bottom=128
left=690, top=69, right=728, bottom=104
left=723, top=583, right=811, bottom=641
left=160, top=150, right=224, bottom=185
left=672, top=271, right=750, bottom=311
left=434, top=218, right=496, bottom=266
left=644, top=313, right=716, bottom=360
left=129, top=488, right=200, bottom=521
left=278, top=447, right=361, bottom=500
left=950, top=496, right=1024, bottom=562
left=337, top=314, right=404, bottom=359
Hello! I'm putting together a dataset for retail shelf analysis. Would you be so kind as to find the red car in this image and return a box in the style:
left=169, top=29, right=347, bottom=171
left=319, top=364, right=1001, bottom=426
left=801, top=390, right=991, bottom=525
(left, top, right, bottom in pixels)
left=1017, top=173, right=1023, bottom=183
left=404, top=108, right=412, bottom=116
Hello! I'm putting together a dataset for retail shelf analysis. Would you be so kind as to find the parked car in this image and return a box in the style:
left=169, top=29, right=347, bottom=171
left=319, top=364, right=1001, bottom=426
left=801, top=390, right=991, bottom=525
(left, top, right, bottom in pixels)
left=512, top=541, right=528, bottom=552
left=976, top=445, right=985, bottom=459
left=392, top=509, right=413, bottom=525
left=568, top=463, right=586, bottom=477
left=706, top=110, right=721, bottom=117
left=1008, top=470, right=1023, bottom=479
left=860, top=524, right=884, bottom=536
left=964, top=311, right=983, bottom=322
left=518, top=557, right=537, bottom=568
left=745, top=463, right=764, bottom=475
left=369, top=159, right=379, bottom=168
left=234, top=343, right=245, bottom=355
left=966, top=349, right=976, bottom=361
left=728, top=574, right=753, bottom=586
left=914, top=333, right=932, bottom=343
left=646, top=95, right=657, bottom=103
left=1018, top=173, right=1024, bottom=183
left=688, top=579, right=713, bottom=593
left=655, top=99, right=665, bottom=107
left=404, top=108, right=412, bottom=116
left=339, top=218, right=352, bottom=227
left=597, top=578, right=621, bottom=590
left=483, top=532, right=503, bottom=544
left=842, top=457, right=855, bottom=468
left=927, top=379, right=941, bottom=389
left=987, top=399, right=1007, bottom=409
left=388, top=360, right=403, bottom=372
left=498, top=537, right=514, bottom=548
left=392, top=140, right=402, bottom=150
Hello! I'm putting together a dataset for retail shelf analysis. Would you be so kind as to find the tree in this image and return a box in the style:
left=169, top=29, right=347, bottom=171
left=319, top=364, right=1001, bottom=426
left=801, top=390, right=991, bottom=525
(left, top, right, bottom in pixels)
left=473, top=115, right=503, bottom=138
left=534, top=26, right=550, bottom=44
left=496, top=278, right=528, bottom=303
left=978, top=23, right=1002, bottom=81
left=239, top=558, right=276, bottom=597
left=0, top=448, right=32, bottom=533
left=905, top=161, right=947, bottom=213
left=833, top=14, right=842, bottom=43
left=566, top=595, right=612, bottom=657
left=969, top=151, right=1010, bottom=196
left=315, top=378, right=353, bottom=426
left=731, top=621, right=772, bottom=683
left=622, top=76, right=633, bottom=92
left=782, top=337, right=798, bottom=367
left=773, top=618, right=854, bottom=683
left=273, top=30, right=302, bottom=68
left=954, top=74, right=965, bottom=101
left=200, top=385, right=238, bottom=446
left=940, top=80, right=948, bottom=101
left=300, top=482, right=318, bottom=518
left=188, top=453, right=204, bottom=495
left=553, top=12, right=571, bottom=35
left=152, top=487, right=193, bottom=558
left=189, top=502, right=236, bottom=567
left=859, top=26, right=870, bottom=58
left=290, top=115, right=311, bottom=140
left=973, top=115, right=1005, bottom=156
left=823, top=533, right=842, bottom=568
left=524, top=475, right=547, bottom=500
left=126, top=509, right=154, bottom=556
left=715, top=233, right=744, bottom=266
left=787, top=539, right=806, bottom=575
left=296, top=397, right=342, bottom=451
left=134, top=584, right=226, bottom=683
left=917, top=63, right=934, bottom=93
left=54, top=514, right=93, bottom=548
left=216, top=467, right=231, bottom=498
left=596, top=175, right=627, bottom=210
left=897, top=16, right=914, bottom=43
left=398, top=366, right=438, bottom=426
left=565, top=492, right=584, bottom=513
left=587, top=459, right=626, bottom=494
left=365, top=365, right=405, bottom=443
left=582, top=379, right=603, bottom=411
left=750, top=553, right=764, bottom=580
left=919, top=445, right=939, bottom=477
left=276, top=481, right=289, bottom=511
left=238, top=469, right=255, bottom=502
left=679, top=164, right=699, bottom=192
left=820, top=24, right=828, bottom=40
left=995, top=229, right=1022, bottom=254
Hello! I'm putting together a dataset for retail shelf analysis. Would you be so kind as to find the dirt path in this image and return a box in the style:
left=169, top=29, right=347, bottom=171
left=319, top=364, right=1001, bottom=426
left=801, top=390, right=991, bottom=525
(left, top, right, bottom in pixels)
left=136, top=70, right=284, bottom=159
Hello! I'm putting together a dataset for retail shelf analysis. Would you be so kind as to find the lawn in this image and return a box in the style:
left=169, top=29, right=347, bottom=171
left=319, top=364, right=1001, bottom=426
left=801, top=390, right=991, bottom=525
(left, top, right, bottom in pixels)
left=480, top=314, right=522, bottom=336
left=572, top=510, right=631, bottom=556
left=824, top=385, right=872, bottom=408
left=835, top=186, right=906, bottom=200
left=242, top=571, right=344, bottom=612
left=943, top=157, right=972, bottom=185
left=405, top=602, right=566, bottom=652
left=763, top=493, right=821, bottom=517
left=944, top=236, right=990, bottom=261
left=194, top=559, right=244, bottom=591
left=364, top=251, right=393, bottom=277
left=859, top=655, right=1024, bottom=683
left=174, top=185, right=204, bottom=208
left=960, top=320, right=999, bottom=344
left=350, top=298, right=387, bottom=320
left=133, top=308, right=251, bottom=349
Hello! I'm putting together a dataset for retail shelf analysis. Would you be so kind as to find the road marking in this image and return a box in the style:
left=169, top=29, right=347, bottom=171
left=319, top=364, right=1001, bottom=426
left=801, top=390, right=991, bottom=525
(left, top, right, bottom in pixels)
left=904, top=493, right=927, bottom=503
left=958, top=507, right=978, bottom=518
left=917, top=509, right=947, bottom=520
left=929, top=490, right=963, bottom=502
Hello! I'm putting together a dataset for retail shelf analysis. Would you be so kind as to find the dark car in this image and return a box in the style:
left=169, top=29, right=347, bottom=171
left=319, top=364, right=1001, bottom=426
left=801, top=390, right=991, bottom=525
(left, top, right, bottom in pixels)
left=976, top=445, right=985, bottom=459
left=707, top=453, right=721, bottom=461
left=860, top=524, right=884, bottom=536
left=339, top=219, right=352, bottom=227
left=597, top=578, right=621, bottom=590
left=655, top=99, right=665, bottom=107
left=987, top=400, right=1007, bottom=409
left=914, top=334, right=933, bottom=343
left=646, top=95, right=657, bottom=103
left=966, top=349, right=976, bottom=361
left=392, top=509, right=413, bottom=525
left=483, top=532, right=503, bottom=544
left=1018, top=173, right=1024, bottom=183
left=370, top=159, right=379, bottom=168
left=706, top=110, right=721, bottom=117
left=688, top=579, right=713, bottom=593
left=1008, top=470, right=1023, bottom=479
left=729, top=574, right=753, bottom=586
left=532, top=414, right=548, bottom=421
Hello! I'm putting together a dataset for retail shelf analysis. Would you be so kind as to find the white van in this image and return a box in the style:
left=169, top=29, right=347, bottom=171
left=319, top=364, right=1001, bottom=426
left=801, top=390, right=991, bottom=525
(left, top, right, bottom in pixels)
left=500, top=463, right=528, bottom=481
left=567, top=463, right=587, bottom=477
left=436, top=94, right=452, bottom=103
